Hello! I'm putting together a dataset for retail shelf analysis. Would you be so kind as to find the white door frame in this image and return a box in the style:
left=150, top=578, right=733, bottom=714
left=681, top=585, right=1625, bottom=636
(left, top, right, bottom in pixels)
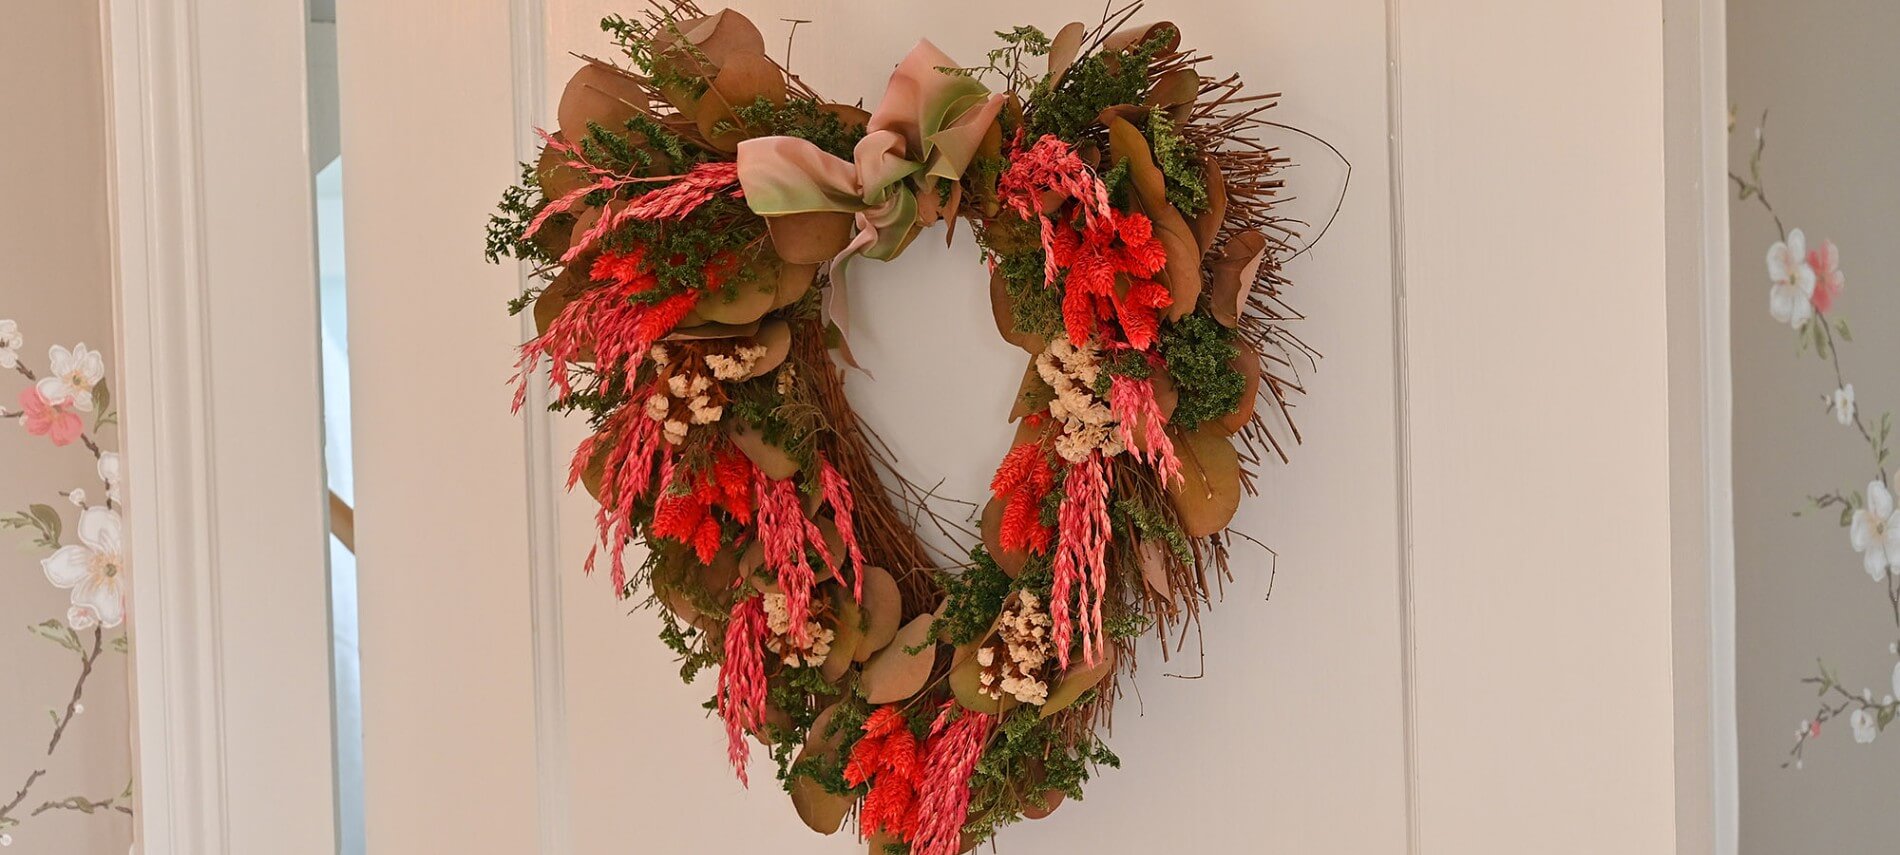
left=102, top=0, right=340, bottom=852
left=1663, top=0, right=1736, bottom=851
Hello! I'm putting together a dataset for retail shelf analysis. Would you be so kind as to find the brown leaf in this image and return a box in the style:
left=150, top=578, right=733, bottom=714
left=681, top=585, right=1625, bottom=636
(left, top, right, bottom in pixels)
left=726, top=419, right=800, bottom=480
left=1136, top=538, right=1172, bottom=600
left=1191, top=155, right=1228, bottom=255
left=534, top=132, right=591, bottom=199
left=949, top=641, right=1016, bottom=715
left=859, top=615, right=936, bottom=704
left=1105, top=116, right=1201, bottom=321
left=654, top=9, right=766, bottom=77
left=1165, top=427, right=1242, bottom=536
left=1208, top=230, right=1268, bottom=328
left=773, top=261, right=818, bottom=309
left=742, top=319, right=792, bottom=380
left=821, top=587, right=863, bottom=683
left=697, top=51, right=788, bottom=151
left=666, top=320, right=761, bottom=341
left=768, top=211, right=854, bottom=264
left=789, top=702, right=855, bottom=834
left=990, top=270, right=1047, bottom=355
left=1216, top=346, right=1262, bottom=436
left=1046, top=22, right=1086, bottom=90
left=1144, top=67, right=1200, bottom=108
left=532, top=267, right=588, bottom=337
left=694, top=267, right=777, bottom=326
left=557, top=62, right=649, bottom=142
left=1039, top=650, right=1116, bottom=718
left=1103, top=21, right=1181, bottom=54
left=853, top=566, right=903, bottom=661
left=1006, top=357, right=1054, bottom=422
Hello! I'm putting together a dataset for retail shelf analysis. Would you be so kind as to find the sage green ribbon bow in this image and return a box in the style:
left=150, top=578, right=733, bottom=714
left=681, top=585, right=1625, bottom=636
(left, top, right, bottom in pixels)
left=736, top=40, right=1005, bottom=358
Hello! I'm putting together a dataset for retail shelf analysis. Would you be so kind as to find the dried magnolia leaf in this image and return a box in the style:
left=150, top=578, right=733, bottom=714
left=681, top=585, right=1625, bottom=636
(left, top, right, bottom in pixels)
left=534, top=133, right=591, bottom=200
left=656, top=580, right=717, bottom=632
left=694, top=274, right=776, bottom=326
left=859, top=615, right=935, bottom=704
left=1208, top=230, right=1268, bottom=328
left=578, top=439, right=609, bottom=503
left=767, top=211, right=854, bottom=264
left=727, top=419, right=800, bottom=480
left=654, top=8, right=767, bottom=77
left=854, top=565, right=903, bottom=660
left=1046, top=22, right=1086, bottom=89
left=1103, top=21, right=1181, bottom=54
left=822, top=588, right=863, bottom=683
left=1217, top=346, right=1262, bottom=436
left=698, top=51, right=788, bottom=151
left=1144, top=67, right=1200, bottom=108
left=949, top=641, right=1017, bottom=715
left=980, top=497, right=1028, bottom=578
left=1191, top=155, right=1228, bottom=255
left=789, top=702, right=855, bottom=834
left=742, top=319, right=792, bottom=380
left=1039, top=650, right=1115, bottom=719
left=1006, top=357, right=1054, bottom=423
left=989, top=270, right=1046, bottom=354
left=773, top=261, right=818, bottom=308
left=1022, top=789, right=1066, bottom=821
left=1135, top=538, right=1172, bottom=600
left=557, top=62, right=649, bottom=142
left=666, top=320, right=761, bottom=341
left=532, top=267, right=588, bottom=337
left=1165, top=427, right=1242, bottom=536
left=1106, top=116, right=1201, bottom=321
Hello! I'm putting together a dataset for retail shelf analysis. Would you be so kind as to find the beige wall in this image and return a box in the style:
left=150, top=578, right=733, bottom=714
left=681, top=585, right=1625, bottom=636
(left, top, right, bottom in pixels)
left=1729, top=0, right=1900, bottom=850
left=0, top=1, right=136, bottom=852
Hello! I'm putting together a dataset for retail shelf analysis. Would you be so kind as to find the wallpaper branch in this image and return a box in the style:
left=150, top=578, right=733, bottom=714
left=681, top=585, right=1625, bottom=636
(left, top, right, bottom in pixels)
left=0, top=327, right=134, bottom=849
left=1732, top=118, right=1900, bottom=767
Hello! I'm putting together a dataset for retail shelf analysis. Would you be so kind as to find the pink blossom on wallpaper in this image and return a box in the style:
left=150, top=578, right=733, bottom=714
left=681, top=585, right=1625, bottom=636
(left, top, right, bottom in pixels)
left=1808, top=238, right=1844, bottom=314
left=18, top=385, right=82, bottom=446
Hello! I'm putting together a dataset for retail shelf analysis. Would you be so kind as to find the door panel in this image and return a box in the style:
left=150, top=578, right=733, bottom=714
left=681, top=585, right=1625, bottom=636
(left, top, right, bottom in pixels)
left=539, top=2, right=1407, bottom=851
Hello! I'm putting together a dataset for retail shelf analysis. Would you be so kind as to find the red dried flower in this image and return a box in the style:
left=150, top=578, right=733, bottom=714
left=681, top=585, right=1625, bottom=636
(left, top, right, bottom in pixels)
left=845, top=706, right=923, bottom=841
left=992, top=442, right=1055, bottom=554
left=717, top=596, right=769, bottom=786
left=912, top=706, right=993, bottom=855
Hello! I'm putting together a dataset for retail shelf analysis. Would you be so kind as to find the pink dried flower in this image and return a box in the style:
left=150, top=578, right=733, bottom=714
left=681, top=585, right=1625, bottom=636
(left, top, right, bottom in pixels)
left=818, top=456, right=867, bottom=601
left=912, top=706, right=993, bottom=855
left=1109, top=375, right=1181, bottom=486
left=717, top=596, right=769, bottom=786
left=754, top=470, right=838, bottom=645
left=1052, top=452, right=1112, bottom=669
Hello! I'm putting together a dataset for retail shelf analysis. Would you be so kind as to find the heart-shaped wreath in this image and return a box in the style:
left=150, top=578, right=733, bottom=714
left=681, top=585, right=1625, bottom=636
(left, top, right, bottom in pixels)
left=489, top=4, right=1312, bottom=852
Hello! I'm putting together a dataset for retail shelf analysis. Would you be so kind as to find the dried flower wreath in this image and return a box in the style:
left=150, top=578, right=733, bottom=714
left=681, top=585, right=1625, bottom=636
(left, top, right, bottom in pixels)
left=488, top=4, right=1316, bottom=852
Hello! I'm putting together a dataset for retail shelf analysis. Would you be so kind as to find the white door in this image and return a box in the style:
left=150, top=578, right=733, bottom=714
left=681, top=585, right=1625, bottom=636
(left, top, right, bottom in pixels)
left=336, top=1, right=1682, bottom=853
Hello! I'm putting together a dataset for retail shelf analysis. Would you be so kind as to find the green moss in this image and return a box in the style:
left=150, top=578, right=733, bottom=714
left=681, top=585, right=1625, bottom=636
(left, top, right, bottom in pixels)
left=724, top=97, right=866, bottom=161
left=1159, top=313, right=1245, bottom=430
left=1147, top=111, right=1209, bottom=216
left=930, top=548, right=1015, bottom=647
left=962, top=709, right=1122, bottom=841
left=1026, top=27, right=1175, bottom=143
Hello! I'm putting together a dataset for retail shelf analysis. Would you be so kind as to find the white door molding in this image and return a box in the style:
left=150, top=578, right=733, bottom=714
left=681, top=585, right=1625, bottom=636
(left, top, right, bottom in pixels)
left=1663, top=0, right=1735, bottom=851
left=102, top=0, right=339, bottom=852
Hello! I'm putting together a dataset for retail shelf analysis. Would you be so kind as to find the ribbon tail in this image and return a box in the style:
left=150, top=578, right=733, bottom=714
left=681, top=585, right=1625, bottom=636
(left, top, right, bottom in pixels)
left=823, top=218, right=881, bottom=376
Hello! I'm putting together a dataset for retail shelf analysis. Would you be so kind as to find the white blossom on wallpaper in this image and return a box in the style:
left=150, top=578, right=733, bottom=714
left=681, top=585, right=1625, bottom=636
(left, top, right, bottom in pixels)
left=1733, top=119, right=1900, bottom=768
left=0, top=320, right=133, bottom=845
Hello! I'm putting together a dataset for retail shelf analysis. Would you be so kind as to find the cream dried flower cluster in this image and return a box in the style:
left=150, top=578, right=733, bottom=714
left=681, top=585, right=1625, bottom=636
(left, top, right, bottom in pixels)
left=762, top=592, right=836, bottom=668
left=1036, top=335, right=1126, bottom=464
left=976, top=591, right=1056, bottom=705
left=644, top=342, right=766, bottom=445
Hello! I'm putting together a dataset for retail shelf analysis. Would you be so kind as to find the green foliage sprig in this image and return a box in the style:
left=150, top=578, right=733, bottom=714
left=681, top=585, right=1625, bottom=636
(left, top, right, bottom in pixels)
left=1159, top=313, right=1245, bottom=430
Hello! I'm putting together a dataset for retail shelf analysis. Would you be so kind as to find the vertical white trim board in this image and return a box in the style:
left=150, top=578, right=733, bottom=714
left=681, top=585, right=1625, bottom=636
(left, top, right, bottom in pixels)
left=102, top=0, right=339, bottom=852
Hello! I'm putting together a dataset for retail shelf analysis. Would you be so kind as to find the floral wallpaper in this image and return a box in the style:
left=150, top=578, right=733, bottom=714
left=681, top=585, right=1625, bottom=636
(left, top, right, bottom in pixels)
left=1730, top=0, right=1900, bottom=848
left=0, top=327, right=134, bottom=851
left=1, top=1, right=137, bottom=852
